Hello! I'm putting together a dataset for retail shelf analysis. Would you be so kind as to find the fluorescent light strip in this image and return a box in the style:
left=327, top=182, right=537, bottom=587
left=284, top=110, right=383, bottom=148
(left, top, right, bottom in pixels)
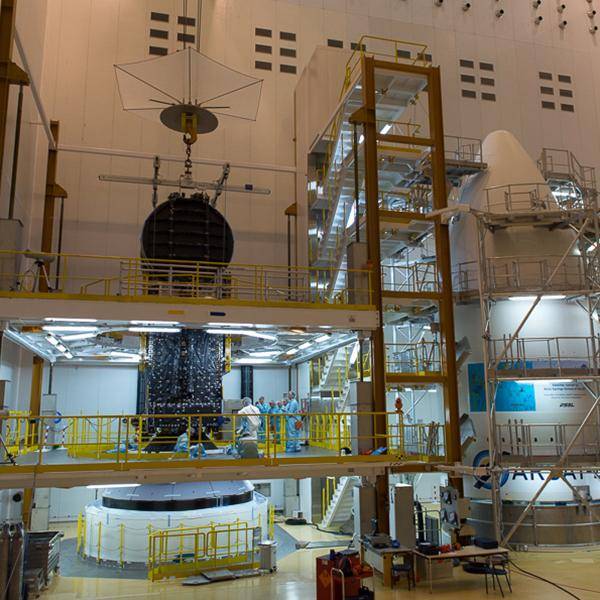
left=46, top=335, right=60, bottom=347
left=206, top=329, right=276, bottom=342
left=130, top=320, right=180, bottom=326
left=61, top=332, right=98, bottom=342
left=299, top=342, right=312, bottom=350
left=286, top=348, right=299, bottom=355
left=207, top=322, right=254, bottom=328
left=86, top=483, right=140, bottom=490
left=43, top=325, right=98, bottom=333
left=249, top=351, right=280, bottom=357
left=380, top=124, right=392, bottom=135
left=315, top=335, right=330, bottom=343
left=44, top=317, right=97, bottom=323
left=129, top=327, right=182, bottom=333
left=235, top=358, right=272, bottom=365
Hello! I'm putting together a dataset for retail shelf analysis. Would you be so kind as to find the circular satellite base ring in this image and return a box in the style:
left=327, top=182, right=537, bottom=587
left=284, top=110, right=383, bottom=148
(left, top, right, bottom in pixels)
left=160, top=104, right=219, bottom=134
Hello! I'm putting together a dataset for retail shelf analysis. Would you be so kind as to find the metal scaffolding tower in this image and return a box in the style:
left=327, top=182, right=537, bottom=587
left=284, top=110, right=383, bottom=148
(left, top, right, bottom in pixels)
left=457, top=148, right=600, bottom=544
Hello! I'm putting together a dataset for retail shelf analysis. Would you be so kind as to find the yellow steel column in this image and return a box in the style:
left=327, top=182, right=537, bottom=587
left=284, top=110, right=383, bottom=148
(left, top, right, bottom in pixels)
left=40, top=120, right=67, bottom=292
left=427, top=67, right=462, bottom=489
left=29, top=356, right=44, bottom=415
left=355, top=55, right=389, bottom=532
left=0, top=0, right=29, bottom=198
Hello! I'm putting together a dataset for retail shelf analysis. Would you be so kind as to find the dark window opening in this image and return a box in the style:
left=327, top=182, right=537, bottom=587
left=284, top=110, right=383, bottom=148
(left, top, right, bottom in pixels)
left=178, top=16, right=196, bottom=26
left=149, top=46, right=168, bottom=56
left=150, top=29, right=168, bottom=39
left=177, top=33, right=195, bottom=44
left=151, top=12, right=169, bottom=22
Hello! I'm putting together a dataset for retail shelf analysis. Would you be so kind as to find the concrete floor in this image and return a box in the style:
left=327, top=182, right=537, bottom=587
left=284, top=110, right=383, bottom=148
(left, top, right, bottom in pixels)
left=41, top=521, right=600, bottom=599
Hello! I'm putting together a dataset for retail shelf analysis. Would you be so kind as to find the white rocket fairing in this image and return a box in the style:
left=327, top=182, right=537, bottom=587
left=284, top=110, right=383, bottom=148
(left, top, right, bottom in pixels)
left=451, top=131, right=599, bottom=504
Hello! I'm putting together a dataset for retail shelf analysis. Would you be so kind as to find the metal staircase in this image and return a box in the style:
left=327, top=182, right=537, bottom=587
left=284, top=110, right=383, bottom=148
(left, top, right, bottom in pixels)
left=320, top=475, right=359, bottom=529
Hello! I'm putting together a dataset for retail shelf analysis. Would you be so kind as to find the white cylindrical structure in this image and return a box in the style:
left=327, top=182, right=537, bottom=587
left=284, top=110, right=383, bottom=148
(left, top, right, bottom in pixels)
left=451, top=131, right=600, bottom=545
left=83, top=481, right=269, bottom=564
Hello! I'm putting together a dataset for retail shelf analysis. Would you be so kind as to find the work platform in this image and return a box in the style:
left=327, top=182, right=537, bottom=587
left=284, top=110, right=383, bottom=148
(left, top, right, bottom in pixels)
left=0, top=411, right=445, bottom=488
left=0, top=250, right=378, bottom=330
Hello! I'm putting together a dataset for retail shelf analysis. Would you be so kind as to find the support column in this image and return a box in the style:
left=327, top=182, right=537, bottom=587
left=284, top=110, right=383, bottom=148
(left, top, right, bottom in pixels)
left=40, top=120, right=66, bottom=292
left=359, top=55, right=388, bottom=532
left=0, top=0, right=29, bottom=199
left=427, top=67, right=462, bottom=490
left=29, top=355, right=43, bottom=415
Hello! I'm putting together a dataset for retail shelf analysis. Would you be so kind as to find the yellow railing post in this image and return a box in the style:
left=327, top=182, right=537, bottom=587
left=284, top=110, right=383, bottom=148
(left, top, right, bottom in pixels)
left=147, top=524, right=153, bottom=566
left=97, top=521, right=102, bottom=563
left=82, top=513, right=87, bottom=557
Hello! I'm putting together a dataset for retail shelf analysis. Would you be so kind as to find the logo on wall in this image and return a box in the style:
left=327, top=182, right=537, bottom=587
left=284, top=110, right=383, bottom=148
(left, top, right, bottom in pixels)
left=472, top=450, right=509, bottom=490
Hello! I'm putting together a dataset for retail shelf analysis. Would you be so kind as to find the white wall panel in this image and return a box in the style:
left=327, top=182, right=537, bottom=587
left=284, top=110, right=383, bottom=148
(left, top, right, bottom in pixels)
left=52, top=364, right=138, bottom=415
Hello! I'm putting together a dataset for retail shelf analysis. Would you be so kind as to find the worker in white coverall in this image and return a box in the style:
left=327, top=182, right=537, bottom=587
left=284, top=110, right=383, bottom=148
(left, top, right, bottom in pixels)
left=237, top=397, right=261, bottom=441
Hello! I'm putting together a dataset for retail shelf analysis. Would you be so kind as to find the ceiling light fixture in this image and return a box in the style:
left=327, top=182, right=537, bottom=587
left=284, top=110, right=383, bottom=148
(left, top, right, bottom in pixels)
left=299, top=341, right=312, bottom=350
left=315, top=334, right=330, bottom=343
left=206, top=328, right=276, bottom=341
left=130, top=320, right=180, bottom=326
left=43, top=325, right=98, bottom=333
left=235, top=358, right=272, bottom=365
left=61, top=332, right=99, bottom=342
left=44, top=317, right=98, bottom=323
left=206, top=322, right=254, bottom=328
left=46, top=335, right=60, bottom=346
left=128, top=327, right=182, bottom=333
left=86, top=483, right=141, bottom=490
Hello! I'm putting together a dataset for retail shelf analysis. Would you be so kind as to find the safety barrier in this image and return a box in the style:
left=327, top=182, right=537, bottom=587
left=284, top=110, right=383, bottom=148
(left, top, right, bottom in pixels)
left=0, top=250, right=373, bottom=308
left=0, top=411, right=446, bottom=470
left=385, top=341, right=443, bottom=375
left=2, top=410, right=38, bottom=455
left=148, top=522, right=260, bottom=581
left=488, top=335, right=600, bottom=379
left=76, top=511, right=275, bottom=579
left=484, top=182, right=596, bottom=214
left=495, top=421, right=600, bottom=467
left=454, top=254, right=592, bottom=296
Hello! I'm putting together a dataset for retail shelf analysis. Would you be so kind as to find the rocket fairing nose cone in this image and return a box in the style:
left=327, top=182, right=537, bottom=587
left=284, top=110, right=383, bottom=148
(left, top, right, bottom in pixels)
left=450, top=129, right=572, bottom=267
left=459, top=130, right=552, bottom=212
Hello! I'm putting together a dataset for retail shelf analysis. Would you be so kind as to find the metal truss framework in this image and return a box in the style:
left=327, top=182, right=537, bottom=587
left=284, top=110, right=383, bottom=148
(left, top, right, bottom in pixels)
left=471, top=149, right=600, bottom=544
